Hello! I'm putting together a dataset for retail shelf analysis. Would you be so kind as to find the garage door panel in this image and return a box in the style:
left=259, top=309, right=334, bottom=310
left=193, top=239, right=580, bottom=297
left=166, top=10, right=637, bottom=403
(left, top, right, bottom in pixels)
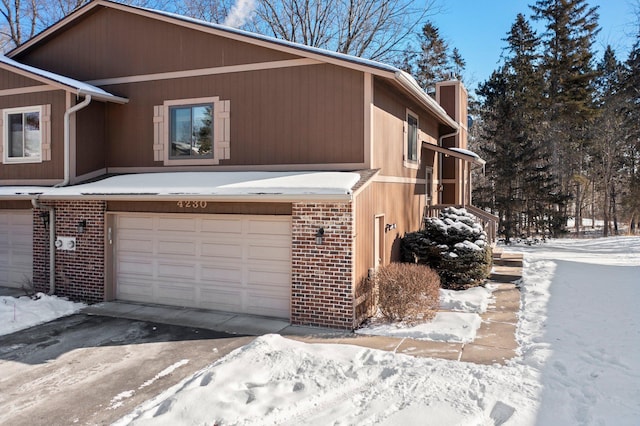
left=118, top=237, right=154, bottom=253
left=247, top=269, right=290, bottom=287
left=156, top=262, right=196, bottom=280
left=155, top=283, right=195, bottom=305
left=248, top=219, right=290, bottom=235
left=118, top=259, right=154, bottom=276
left=245, top=294, right=289, bottom=317
left=117, top=279, right=154, bottom=300
left=116, top=214, right=291, bottom=318
left=201, top=218, right=242, bottom=234
left=156, top=239, right=196, bottom=256
left=201, top=242, right=242, bottom=258
left=200, top=265, right=242, bottom=282
left=156, top=216, right=198, bottom=232
left=199, top=290, right=242, bottom=312
left=118, top=216, right=153, bottom=230
left=248, top=245, right=290, bottom=261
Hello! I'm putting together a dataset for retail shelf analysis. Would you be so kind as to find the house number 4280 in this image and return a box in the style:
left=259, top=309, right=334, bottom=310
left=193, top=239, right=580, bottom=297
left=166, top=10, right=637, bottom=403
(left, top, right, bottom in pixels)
left=176, top=200, right=208, bottom=208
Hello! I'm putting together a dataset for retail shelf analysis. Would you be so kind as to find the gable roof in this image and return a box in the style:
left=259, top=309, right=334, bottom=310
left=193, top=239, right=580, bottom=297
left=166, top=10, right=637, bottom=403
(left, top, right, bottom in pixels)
left=0, top=55, right=128, bottom=103
left=8, top=0, right=456, bottom=129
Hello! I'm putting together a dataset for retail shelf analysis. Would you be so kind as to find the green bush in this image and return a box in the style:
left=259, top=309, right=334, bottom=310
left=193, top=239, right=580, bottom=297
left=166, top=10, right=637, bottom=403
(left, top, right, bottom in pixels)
left=376, top=263, right=440, bottom=323
left=401, top=207, right=492, bottom=290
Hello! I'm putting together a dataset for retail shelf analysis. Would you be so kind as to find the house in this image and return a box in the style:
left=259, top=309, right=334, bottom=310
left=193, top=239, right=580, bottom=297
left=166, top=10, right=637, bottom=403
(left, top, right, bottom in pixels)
left=0, top=0, right=492, bottom=329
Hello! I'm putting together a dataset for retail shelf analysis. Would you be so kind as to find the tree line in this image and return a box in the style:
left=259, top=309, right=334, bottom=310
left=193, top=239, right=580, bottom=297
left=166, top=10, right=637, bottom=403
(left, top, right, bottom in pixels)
left=471, top=0, right=640, bottom=240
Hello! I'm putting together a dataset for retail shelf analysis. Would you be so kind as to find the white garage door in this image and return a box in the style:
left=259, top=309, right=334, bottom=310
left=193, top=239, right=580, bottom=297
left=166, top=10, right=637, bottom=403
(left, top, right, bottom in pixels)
left=0, top=210, right=33, bottom=288
left=115, top=214, right=292, bottom=318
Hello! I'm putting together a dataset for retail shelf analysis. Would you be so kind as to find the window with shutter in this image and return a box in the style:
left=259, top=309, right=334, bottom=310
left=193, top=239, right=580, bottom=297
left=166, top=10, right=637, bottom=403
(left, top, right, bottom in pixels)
left=2, top=104, right=51, bottom=164
left=154, top=96, right=231, bottom=166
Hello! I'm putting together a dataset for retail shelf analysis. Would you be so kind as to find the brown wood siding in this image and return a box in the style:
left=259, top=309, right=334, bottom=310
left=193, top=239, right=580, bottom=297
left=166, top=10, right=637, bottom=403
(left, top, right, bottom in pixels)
left=0, top=91, right=66, bottom=180
left=103, top=63, right=364, bottom=168
left=0, top=200, right=32, bottom=209
left=438, top=85, right=456, bottom=120
left=76, top=101, right=106, bottom=176
left=354, top=181, right=424, bottom=283
left=107, top=201, right=292, bottom=215
left=16, top=7, right=299, bottom=82
left=0, top=68, right=44, bottom=90
left=372, top=78, right=439, bottom=178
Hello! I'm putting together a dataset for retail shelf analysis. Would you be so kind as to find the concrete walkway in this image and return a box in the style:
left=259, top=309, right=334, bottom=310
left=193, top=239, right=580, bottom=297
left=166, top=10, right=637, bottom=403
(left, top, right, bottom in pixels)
left=3, top=249, right=523, bottom=366
left=82, top=250, right=523, bottom=365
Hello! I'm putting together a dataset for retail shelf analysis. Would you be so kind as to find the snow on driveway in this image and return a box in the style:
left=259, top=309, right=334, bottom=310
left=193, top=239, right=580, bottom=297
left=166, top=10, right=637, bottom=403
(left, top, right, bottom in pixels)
left=0, top=293, right=84, bottom=336
left=115, top=236, right=640, bottom=425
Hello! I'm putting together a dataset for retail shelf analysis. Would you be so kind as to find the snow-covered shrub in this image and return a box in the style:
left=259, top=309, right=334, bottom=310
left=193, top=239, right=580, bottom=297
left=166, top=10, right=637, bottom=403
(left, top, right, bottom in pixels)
left=376, top=263, right=440, bottom=323
left=401, top=207, right=492, bottom=290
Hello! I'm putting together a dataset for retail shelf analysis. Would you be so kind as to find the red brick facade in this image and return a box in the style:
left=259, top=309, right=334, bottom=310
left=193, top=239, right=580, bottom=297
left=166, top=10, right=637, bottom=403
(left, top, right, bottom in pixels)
left=33, top=200, right=105, bottom=303
left=291, top=202, right=355, bottom=329
left=28, top=200, right=359, bottom=329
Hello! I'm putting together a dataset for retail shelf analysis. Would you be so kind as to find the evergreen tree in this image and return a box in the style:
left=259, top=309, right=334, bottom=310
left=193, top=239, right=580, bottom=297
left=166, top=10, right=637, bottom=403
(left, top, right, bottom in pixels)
left=399, top=21, right=465, bottom=95
left=590, top=46, right=627, bottom=235
left=621, top=34, right=640, bottom=233
left=531, top=0, right=600, bottom=234
left=474, top=14, right=553, bottom=240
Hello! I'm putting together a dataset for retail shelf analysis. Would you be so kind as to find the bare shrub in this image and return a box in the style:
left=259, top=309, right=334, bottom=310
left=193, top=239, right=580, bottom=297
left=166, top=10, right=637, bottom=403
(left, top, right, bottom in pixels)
left=376, top=263, right=440, bottom=323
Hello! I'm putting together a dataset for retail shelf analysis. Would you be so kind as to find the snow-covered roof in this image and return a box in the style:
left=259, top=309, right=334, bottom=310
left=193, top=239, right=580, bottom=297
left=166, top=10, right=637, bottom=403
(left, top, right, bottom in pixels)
left=449, top=148, right=486, bottom=166
left=423, top=142, right=486, bottom=167
left=0, top=55, right=128, bottom=104
left=0, top=186, right=47, bottom=199
left=10, top=171, right=362, bottom=201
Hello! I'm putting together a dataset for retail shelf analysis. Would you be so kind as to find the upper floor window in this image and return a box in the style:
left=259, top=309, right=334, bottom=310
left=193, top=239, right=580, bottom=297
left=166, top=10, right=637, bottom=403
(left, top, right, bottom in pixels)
left=3, top=106, right=42, bottom=164
left=404, top=109, right=419, bottom=168
left=154, top=96, right=230, bottom=166
left=169, top=104, right=213, bottom=160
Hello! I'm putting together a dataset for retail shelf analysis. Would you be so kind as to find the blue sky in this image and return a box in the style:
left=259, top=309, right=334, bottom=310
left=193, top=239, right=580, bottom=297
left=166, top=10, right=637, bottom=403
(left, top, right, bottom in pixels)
left=432, top=0, right=637, bottom=91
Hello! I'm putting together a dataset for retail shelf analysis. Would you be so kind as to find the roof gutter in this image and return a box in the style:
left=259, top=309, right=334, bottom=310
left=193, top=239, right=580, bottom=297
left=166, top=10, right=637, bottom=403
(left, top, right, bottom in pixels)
left=57, top=94, right=92, bottom=187
left=394, top=71, right=459, bottom=130
left=35, top=193, right=354, bottom=203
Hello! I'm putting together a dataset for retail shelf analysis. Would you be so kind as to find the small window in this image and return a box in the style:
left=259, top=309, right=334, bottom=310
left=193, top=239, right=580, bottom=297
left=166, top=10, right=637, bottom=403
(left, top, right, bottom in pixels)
left=404, top=110, right=420, bottom=168
left=169, top=104, right=213, bottom=160
left=3, top=106, right=42, bottom=163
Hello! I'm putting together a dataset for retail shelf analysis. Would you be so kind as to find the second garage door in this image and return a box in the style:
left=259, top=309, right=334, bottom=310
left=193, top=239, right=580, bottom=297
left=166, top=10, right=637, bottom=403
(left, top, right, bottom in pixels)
left=0, top=210, right=33, bottom=289
left=115, top=214, right=292, bottom=318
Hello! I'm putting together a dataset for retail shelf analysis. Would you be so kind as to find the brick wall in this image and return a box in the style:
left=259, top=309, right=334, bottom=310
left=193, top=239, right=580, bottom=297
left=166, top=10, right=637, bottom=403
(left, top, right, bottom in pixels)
left=291, top=202, right=355, bottom=329
left=33, top=200, right=105, bottom=303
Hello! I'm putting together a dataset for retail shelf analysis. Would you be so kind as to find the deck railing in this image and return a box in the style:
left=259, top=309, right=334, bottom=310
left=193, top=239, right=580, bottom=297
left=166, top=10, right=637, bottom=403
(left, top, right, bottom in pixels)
left=424, top=204, right=499, bottom=244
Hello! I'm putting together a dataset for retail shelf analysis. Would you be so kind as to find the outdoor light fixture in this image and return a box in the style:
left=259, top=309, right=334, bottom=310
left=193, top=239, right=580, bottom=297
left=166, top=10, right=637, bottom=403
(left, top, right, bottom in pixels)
left=385, top=223, right=397, bottom=232
left=315, top=227, right=325, bottom=245
left=40, top=212, right=50, bottom=230
left=77, top=219, right=87, bottom=234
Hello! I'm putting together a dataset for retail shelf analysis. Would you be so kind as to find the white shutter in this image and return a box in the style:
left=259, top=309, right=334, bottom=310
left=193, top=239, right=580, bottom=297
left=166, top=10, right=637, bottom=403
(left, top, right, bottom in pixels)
left=153, top=105, right=164, bottom=162
left=0, top=116, right=3, bottom=160
left=41, top=104, right=51, bottom=161
left=214, top=99, right=230, bottom=160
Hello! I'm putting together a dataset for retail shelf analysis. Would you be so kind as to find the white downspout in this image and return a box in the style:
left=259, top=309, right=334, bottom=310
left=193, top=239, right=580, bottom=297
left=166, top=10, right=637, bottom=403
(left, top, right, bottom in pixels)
left=437, top=129, right=459, bottom=205
left=31, top=94, right=92, bottom=294
left=57, top=94, right=92, bottom=187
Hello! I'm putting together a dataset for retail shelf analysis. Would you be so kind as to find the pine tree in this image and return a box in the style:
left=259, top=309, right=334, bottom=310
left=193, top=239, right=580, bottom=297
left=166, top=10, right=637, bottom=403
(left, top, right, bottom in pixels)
left=531, top=0, right=600, bottom=234
left=620, top=35, right=640, bottom=233
left=399, top=21, right=465, bottom=95
left=589, top=46, right=627, bottom=235
left=474, top=14, right=554, bottom=240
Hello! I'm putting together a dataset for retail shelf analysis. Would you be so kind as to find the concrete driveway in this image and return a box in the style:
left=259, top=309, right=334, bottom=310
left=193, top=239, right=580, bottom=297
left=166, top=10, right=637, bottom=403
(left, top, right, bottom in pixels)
left=0, top=313, right=254, bottom=426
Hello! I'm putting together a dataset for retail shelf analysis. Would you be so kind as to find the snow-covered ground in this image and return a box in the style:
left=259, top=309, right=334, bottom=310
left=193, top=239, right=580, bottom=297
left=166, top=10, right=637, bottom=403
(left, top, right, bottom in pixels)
left=0, top=293, right=85, bottom=336
left=115, top=236, right=640, bottom=426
